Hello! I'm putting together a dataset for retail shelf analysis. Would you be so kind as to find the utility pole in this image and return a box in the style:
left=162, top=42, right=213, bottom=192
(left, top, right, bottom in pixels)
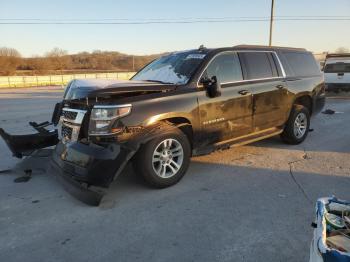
left=269, top=0, right=275, bottom=46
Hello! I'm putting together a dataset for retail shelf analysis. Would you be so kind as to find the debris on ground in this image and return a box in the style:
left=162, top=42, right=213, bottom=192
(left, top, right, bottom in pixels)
left=13, top=169, right=32, bottom=183
left=0, top=169, right=12, bottom=174
left=322, top=109, right=344, bottom=115
left=302, top=152, right=312, bottom=160
left=61, top=238, right=71, bottom=245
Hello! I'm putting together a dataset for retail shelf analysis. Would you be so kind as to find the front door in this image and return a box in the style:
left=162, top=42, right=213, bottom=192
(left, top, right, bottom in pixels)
left=197, top=52, right=253, bottom=146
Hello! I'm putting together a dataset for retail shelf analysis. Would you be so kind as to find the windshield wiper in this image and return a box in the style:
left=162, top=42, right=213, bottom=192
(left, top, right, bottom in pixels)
left=145, top=80, right=175, bottom=85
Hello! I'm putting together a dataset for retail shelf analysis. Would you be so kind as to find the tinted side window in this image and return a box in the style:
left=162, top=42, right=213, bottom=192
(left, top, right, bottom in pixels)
left=282, top=51, right=320, bottom=76
left=204, top=52, right=243, bottom=83
left=240, top=52, right=274, bottom=79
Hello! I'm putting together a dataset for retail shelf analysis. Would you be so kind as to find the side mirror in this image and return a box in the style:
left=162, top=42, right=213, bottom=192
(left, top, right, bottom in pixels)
left=201, top=76, right=221, bottom=98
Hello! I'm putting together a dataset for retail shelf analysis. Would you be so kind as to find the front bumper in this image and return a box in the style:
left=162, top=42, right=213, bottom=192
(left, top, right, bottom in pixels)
left=51, top=141, right=135, bottom=205
left=1, top=118, right=178, bottom=206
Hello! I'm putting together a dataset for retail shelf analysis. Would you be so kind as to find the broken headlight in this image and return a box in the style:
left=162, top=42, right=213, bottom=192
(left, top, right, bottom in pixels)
left=88, top=104, right=132, bottom=136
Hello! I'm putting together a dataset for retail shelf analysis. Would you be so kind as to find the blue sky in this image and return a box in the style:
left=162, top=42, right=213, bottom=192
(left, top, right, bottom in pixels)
left=1, top=0, right=349, bottom=57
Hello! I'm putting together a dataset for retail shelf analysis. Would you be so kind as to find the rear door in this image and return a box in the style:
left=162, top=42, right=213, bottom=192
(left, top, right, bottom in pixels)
left=197, top=51, right=253, bottom=145
left=238, top=51, right=291, bottom=131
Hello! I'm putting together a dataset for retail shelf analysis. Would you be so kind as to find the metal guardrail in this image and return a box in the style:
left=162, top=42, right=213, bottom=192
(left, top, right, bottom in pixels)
left=0, top=72, right=136, bottom=88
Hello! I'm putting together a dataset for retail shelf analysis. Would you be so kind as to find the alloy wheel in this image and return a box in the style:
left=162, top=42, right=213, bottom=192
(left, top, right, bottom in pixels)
left=152, top=138, right=184, bottom=179
left=293, top=112, right=307, bottom=139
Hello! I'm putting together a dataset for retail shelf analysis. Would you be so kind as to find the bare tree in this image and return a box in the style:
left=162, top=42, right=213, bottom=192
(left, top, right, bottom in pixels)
left=0, top=46, right=160, bottom=76
left=0, top=47, right=21, bottom=57
left=46, top=47, right=68, bottom=57
left=26, top=56, right=50, bottom=74
left=0, top=47, right=21, bottom=75
left=45, top=47, right=71, bottom=70
left=335, top=47, right=350, bottom=54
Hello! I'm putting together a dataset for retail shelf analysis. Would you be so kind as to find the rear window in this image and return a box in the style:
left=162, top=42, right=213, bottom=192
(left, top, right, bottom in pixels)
left=283, top=51, right=320, bottom=76
left=324, top=62, right=350, bottom=73
left=239, top=52, right=275, bottom=80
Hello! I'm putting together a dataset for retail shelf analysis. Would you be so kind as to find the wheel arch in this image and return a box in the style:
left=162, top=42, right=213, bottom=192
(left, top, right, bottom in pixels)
left=134, top=114, right=194, bottom=154
left=160, top=117, right=194, bottom=150
left=293, top=94, right=313, bottom=116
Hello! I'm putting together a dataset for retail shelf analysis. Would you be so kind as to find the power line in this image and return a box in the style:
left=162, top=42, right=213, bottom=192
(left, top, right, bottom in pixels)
left=0, top=15, right=349, bottom=21
left=0, top=17, right=349, bottom=25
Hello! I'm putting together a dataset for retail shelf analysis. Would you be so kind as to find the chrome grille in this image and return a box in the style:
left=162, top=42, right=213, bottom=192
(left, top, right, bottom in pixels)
left=61, top=108, right=87, bottom=143
left=61, top=125, right=73, bottom=140
left=62, top=110, right=78, bottom=120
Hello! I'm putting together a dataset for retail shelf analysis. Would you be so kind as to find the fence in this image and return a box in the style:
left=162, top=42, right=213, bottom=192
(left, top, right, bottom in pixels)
left=0, top=72, right=136, bottom=88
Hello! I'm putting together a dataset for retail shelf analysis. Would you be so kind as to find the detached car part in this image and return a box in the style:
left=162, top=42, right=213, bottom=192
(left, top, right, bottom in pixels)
left=0, top=102, right=62, bottom=158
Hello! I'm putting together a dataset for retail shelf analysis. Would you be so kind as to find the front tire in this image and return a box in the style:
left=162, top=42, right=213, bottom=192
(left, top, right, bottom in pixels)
left=281, top=104, right=310, bottom=145
left=132, top=127, right=191, bottom=188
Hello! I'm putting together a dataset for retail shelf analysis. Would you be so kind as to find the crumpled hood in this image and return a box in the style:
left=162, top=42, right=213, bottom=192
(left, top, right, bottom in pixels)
left=64, top=79, right=177, bottom=100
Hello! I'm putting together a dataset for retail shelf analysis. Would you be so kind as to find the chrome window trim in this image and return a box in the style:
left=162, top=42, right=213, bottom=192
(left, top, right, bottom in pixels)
left=272, top=51, right=287, bottom=77
left=219, top=76, right=284, bottom=86
left=196, top=50, right=287, bottom=88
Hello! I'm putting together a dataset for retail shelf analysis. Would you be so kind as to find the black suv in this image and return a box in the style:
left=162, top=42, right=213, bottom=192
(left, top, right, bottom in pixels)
left=0, top=45, right=325, bottom=205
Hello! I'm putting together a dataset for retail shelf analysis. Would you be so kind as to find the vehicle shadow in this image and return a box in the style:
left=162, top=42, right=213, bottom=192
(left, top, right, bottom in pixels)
left=251, top=128, right=350, bottom=154
left=102, top=157, right=350, bottom=261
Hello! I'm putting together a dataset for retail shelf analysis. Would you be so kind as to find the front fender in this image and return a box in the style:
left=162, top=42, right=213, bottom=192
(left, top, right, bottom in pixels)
left=142, top=112, right=193, bottom=127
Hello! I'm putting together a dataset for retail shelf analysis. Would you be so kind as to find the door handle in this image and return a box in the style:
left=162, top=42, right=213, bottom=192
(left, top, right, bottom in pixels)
left=238, top=90, right=251, bottom=95
left=276, top=85, right=285, bottom=90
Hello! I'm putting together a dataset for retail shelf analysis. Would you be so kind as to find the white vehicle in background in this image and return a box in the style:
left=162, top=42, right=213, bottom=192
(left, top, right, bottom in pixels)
left=323, top=54, right=350, bottom=92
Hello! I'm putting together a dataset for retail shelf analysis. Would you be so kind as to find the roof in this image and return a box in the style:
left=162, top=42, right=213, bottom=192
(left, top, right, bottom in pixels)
left=169, top=45, right=308, bottom=56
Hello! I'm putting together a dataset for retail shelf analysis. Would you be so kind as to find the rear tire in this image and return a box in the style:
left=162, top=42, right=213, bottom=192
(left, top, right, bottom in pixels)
left=132, top=127, right=191, bottom=188
left=281, top=104, right=310, bottom=145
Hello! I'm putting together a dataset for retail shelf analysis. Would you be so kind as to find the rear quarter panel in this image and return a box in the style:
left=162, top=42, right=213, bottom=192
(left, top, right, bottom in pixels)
left=277, top=50, right=325, bottom=116
left=285, top=75, right=325, bottom=116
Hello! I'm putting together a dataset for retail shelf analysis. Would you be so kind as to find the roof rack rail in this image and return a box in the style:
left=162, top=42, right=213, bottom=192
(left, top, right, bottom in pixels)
left=198, top=45, right=207, bottom=51
left=233, top=44, right=306, bottom=51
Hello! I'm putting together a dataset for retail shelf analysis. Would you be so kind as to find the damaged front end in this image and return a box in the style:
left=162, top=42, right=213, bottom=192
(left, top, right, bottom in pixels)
left=0, top=80, right=176, bottom=206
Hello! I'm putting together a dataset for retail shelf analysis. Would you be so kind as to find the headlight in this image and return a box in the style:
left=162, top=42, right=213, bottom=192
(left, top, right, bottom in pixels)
left=89, top=104, right=132, bottom=136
